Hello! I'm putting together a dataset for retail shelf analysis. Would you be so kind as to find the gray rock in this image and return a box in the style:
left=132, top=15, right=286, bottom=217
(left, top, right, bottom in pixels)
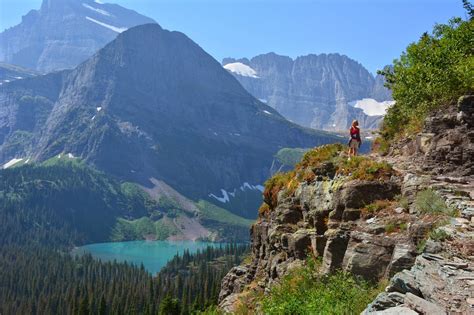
left=386, top=270, right=422, bottom=296
left=370, top=306, right=418, bottom=315
left=423, top=240, right=443, bottom=254
left=342, top=232, right=395, bottom=281
left=385, top=243, right=416, bottom=278
left=336, top=180, right=401, bottom=210
left=321, top=228, right=351, bottom=273
left=288, top=230, right=313, bottom=259
left=404, top=292, right=446, bottom=315
left=363, top=292, right=405, bottom=312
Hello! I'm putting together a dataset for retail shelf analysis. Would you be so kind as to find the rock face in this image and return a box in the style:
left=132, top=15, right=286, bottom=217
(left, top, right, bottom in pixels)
left=0, top=24, right=340, bottom=215
left=389, top=95, right=474, bottom=177
left=0, top=0, right=156, bottom=72
left=218, top=173, right=421, bottom=312
left=222, top=54, right=393, bottom=130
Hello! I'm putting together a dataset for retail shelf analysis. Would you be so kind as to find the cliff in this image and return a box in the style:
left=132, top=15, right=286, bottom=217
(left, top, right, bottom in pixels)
left=218, top=96, right=474, bottom=314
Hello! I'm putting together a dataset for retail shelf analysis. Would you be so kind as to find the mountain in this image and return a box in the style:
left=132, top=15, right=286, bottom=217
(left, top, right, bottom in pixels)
left=0, top=62, right=39, bottom=85
left=222, top=53, right=393, bottom=131
left=0, top=0, right=156, bottom=72
left=0, top=23, right=340, bottom=221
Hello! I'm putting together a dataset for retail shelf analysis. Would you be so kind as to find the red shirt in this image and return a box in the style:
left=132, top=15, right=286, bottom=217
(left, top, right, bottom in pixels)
left=350, top=126, right=360, bottom=141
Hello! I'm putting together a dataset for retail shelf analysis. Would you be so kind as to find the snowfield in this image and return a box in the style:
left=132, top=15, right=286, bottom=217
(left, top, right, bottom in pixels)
left=349, top=98, right=395, bottom=116
left=86, top=17, right=127, bottom=33
left=3, top=158, right=23, bottom=169
left=223, top=62, right=259, bottom=78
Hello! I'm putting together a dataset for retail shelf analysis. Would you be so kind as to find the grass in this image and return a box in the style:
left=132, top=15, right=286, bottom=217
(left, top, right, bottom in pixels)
left=384, top=221, right=408, bottom=234
left=261, top=258, right=384, bottom=315
left=196, top=200, right=254, bottom=227
left=263, top=171, right=298, bottom=209
left=363, top=200, right=392, bottom=214
left=394, top=194, right=409, bottom=210
left=429, top=229, right=450, bottom=242
left=336, top=156, right=394, bottom=181
left=415, top=189, right=456, bottom=216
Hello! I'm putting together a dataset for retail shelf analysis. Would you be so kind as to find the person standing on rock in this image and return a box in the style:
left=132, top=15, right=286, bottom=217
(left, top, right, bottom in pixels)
left=348, top=120, right=361, bottom=159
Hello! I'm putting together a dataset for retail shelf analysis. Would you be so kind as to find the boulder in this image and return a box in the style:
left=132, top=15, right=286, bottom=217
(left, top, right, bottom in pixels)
left=385, top=243, right=416, bottom=277
left=342, top=232, right=395, bottom=281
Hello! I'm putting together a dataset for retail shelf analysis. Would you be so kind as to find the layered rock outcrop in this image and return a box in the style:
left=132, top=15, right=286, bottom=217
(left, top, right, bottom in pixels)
left=218, top=100, right=474, bottom=314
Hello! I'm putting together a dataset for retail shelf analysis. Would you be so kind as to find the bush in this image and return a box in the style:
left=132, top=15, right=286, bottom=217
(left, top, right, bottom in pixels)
left=395, top=194, right=409, bottom=210
left=415, top=189, right=453, bottom=215
left=261, top=259, right=383, bottom=314
left=379, top=8, right=473, bottom=141
left=429, top=229, right=450, bottom=242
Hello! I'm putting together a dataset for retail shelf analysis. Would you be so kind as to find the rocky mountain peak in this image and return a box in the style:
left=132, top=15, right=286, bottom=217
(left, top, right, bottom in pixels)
left=0, top=0, right=156, bottom=72
left=222, top=53, right=393, bottom=131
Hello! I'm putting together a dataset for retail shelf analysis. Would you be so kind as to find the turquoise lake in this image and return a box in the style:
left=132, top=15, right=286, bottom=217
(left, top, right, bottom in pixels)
left=73, top=240, right=225, bottom=275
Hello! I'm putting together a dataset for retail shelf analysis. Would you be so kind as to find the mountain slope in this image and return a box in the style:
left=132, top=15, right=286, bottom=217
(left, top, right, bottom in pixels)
left=222, top=53, right=393, bottom=130
left=0, top=23, right=340, bottom=220
left=0, top=62, right=39, bottom=85
left=0, top=0, right=156, bottom=72
left=0, top=157, right=254, bottom=243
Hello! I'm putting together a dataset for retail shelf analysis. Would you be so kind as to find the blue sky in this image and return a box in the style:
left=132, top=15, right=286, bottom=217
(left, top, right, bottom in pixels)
left=0, top=0, right=467, bottom=73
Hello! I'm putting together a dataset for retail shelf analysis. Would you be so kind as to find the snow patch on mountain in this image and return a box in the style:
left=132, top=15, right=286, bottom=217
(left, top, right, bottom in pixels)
left=85, top=17, right=127, bottom=33
left=349, top=98, right=395, bottom=116
left=240, top=182, right=264, bottom=192
left=223, top=62, right=259, bottom=78
left=3, top=158, right=23, bottom=169
left=209, top=189, right=231, bottom=203
left=208, top=182, right=264, bottom=204
left=83, top=3, right=111, bottom=16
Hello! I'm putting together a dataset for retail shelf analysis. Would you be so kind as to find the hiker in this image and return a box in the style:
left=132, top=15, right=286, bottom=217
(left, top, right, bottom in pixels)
left=348, top=120, right=361, bottom=159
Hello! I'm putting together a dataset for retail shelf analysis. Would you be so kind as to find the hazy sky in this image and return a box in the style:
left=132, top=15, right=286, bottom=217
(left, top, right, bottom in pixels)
left=0, top=0, right=467, bottom=73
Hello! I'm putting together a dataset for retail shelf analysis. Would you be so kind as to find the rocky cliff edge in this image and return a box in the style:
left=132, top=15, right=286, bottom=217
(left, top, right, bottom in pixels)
left=218, top=96, right=474, bottom=314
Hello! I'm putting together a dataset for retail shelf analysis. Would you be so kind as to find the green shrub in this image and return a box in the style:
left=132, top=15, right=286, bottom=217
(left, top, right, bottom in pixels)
left=395, top=194, right=409, bottom=210
left=415, top=189, right=453, bottom=215
left=385, top=221, right=408, bottom=233
left=261, top=259, right=383, bottom=314
left=429, top=229, right=450, bottom=241
left=379, top=9, right=473, bottom=141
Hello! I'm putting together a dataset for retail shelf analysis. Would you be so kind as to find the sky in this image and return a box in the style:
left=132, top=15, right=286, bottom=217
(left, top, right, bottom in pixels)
left=0, top=0, right=467, bottom=73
